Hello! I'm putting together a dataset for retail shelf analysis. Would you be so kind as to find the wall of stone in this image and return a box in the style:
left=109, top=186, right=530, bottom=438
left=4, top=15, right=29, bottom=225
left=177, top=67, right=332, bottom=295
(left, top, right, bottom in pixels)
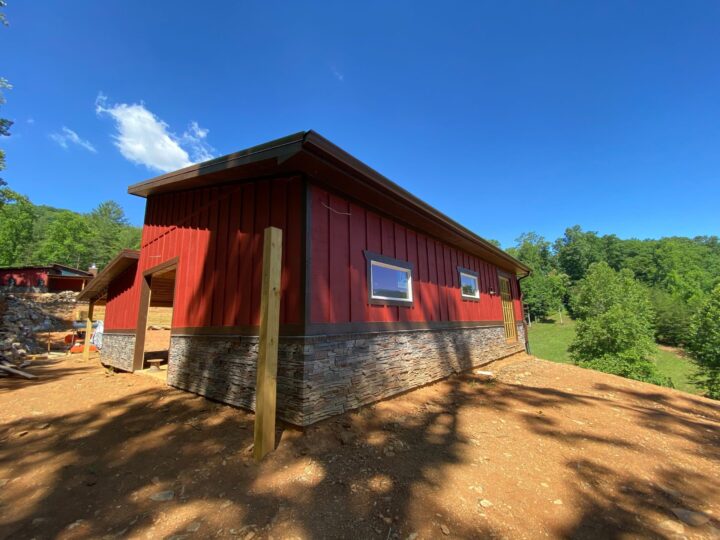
left=100, top=333, right=135, bottom=372
left=166, top=323, right=525, bottom=426
left=167, top=335, right=307, bottom=425
left=299, top=323, right=525, bottom=424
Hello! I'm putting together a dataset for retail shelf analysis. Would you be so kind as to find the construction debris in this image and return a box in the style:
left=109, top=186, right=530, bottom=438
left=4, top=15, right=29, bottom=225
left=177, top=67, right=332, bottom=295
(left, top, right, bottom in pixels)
left=0, top=291, right=74, bottom=361
left=0, top=360, right=37, bottom=379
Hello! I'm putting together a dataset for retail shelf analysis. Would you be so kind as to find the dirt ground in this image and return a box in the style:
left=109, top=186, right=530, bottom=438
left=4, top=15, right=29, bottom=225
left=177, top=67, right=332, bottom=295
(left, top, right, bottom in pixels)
left=1, top=353, right=719, bottom=540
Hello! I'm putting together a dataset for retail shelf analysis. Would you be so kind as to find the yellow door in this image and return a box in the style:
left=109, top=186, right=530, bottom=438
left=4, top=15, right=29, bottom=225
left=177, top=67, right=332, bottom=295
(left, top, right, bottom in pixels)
left=499, top=276, right=517, bottom=342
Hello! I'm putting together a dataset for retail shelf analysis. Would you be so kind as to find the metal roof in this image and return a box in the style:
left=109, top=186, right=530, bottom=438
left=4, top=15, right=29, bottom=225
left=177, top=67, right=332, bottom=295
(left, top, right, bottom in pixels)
left=76, top=250, right=140, bottom=303
left=127, top=131, right=530, bottom=276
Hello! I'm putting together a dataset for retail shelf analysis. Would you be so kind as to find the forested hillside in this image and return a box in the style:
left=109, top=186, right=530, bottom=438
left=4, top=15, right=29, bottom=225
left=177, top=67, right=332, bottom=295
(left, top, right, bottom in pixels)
left=0, top=183, right=141, bottom=270
left=508, top=227, right=720, bottom=397
left=508, top=227, right=720, bottom=344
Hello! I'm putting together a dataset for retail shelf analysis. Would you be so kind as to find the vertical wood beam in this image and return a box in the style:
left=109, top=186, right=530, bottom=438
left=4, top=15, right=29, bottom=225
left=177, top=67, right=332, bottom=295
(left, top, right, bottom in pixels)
left=83, top=301, right=95, bottom=361
left=254, top=226, right=283, bottom=462
left=132, top=276, right=151, bottom=372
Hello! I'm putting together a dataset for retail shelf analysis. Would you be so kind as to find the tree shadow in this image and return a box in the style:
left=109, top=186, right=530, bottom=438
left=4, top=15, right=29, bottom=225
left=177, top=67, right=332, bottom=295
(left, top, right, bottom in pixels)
left=3, top=355, right=719, bottom=539
left=0, top=368, right=501, bottom=539
left=0, top=356, right=90, bottom=394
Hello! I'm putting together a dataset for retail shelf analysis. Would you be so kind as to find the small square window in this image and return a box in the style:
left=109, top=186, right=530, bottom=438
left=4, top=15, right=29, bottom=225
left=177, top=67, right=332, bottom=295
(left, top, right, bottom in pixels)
left=458, top=267, right=480, bottom=299
left=364, top=251, right=414, bottom=305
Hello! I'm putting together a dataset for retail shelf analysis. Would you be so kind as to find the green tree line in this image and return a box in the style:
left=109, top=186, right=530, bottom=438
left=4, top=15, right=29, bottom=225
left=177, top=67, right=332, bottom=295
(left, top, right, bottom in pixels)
left=0, top=184, right=141, bottom=271
left=508, top=227, right=720, bottom=397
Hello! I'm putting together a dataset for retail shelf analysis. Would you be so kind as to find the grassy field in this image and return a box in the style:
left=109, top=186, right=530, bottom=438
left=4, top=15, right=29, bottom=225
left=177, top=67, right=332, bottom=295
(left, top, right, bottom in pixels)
left=528, top=319, right=703, bottom=395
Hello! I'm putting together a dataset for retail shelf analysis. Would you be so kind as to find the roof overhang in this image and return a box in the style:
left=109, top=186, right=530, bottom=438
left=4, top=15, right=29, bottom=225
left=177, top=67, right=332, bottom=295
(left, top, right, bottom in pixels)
left=127, top=131, right=531, bottom=276
left=77, top=249, right=140, bottom=303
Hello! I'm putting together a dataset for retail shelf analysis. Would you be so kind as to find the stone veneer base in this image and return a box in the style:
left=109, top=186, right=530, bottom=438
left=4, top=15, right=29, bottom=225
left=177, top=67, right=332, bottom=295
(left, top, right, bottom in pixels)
left=100, top=333, right=136, bottom=372
left=167, top=323, right=525, bottom=426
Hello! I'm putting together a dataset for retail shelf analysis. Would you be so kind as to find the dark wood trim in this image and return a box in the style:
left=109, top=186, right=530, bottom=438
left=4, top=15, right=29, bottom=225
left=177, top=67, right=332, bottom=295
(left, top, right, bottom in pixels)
left=363, top=250, right=415, bottom=307
left=104, top=329, right=137, bottom=336
left=169, top=320, right=505, bottom=338
left=457, top=266, right=480, bottom=302
left=142, top=256, right=179, bottom=277
left=457, top=266, right=479, bottom=277
left=132, top=274, right=151, bottom=371
left=132, top=256, right=180, bottom=371
left=171, top=323, right=306, bottom=337
left=306, top=320, right=504, bottom=335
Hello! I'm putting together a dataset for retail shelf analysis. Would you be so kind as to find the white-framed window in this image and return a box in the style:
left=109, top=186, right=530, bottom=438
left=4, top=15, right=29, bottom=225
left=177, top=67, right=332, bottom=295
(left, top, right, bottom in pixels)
left=458, top=267, right=480, bottom=299
left=365, top=251, right=414, bottom=305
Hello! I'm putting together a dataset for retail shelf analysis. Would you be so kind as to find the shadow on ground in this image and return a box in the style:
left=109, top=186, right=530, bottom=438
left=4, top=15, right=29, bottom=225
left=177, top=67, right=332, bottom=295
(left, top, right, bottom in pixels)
left=1, top=357, right=719, bottom=539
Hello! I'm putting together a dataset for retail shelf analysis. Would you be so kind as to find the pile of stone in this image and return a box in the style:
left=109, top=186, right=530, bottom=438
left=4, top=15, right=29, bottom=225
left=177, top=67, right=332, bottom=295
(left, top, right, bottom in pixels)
left=0, top=291, right=73, bottom=363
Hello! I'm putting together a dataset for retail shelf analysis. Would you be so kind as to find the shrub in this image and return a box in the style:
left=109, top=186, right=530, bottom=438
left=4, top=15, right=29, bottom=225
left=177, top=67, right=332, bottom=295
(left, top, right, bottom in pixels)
left=649, top=288, right=693, bottom=346
left=569, top=263, right=671, bottom=386
left=687, top=285, right=720, bottom=398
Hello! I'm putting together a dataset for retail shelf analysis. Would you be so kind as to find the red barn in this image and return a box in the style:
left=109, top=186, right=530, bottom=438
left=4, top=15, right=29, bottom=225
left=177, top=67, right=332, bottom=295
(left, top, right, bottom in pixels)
left=0, top=264, right=94, bottom=292
left=79, top=131, right=530, bottom=425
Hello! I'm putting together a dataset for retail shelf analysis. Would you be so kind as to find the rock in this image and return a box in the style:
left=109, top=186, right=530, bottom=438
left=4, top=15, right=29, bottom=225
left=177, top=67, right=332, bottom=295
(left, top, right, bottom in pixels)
left=406, top=534, right=418, bottom=540
left=479, top=499, right=493, bottom=508
left=659, top=520, right=685, bottom=535
left=150, top=490, right=174, bottom=502
left=473, top=370, right=495, bottom=380
left=186, top=522, right=202, bottom=532
left=671, top=508, right=710, bottom=527
left=0, top=479, right=8, bottom=488
left=338, top=431, right=355, bottom=445
left=440, top=524, right=450, bottom=535
left=67, top=520, right=85, bottom=530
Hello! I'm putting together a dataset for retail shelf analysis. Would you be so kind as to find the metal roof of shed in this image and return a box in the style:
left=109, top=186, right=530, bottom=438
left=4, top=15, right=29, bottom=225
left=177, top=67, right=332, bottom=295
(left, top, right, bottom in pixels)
left=77, top=249, right=140, bottom=303
left=127, top=131, right=530, bottom=276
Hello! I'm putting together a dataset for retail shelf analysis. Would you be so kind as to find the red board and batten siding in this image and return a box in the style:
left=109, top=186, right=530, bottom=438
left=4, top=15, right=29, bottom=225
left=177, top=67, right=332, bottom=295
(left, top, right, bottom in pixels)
left=309, top=184, right=523, bottom=325
left=103, top=176, right=305, bottom=332
left=0, top=269, right=48, bottom=287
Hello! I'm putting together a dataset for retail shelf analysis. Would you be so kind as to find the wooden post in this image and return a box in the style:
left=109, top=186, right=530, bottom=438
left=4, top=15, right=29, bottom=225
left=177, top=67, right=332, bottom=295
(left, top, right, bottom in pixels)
left=253, top=226, right=283, bottom=462
left=83, top=301, right=95, bottom=361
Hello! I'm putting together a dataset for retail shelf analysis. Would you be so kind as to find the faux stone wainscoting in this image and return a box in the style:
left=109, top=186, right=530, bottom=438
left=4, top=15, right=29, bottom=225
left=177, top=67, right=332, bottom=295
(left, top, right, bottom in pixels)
left=100, top=333, right=136, bottom=372
left=167, top=323, right=525, bottom=426
left=167, top=335, right=307, bottom=425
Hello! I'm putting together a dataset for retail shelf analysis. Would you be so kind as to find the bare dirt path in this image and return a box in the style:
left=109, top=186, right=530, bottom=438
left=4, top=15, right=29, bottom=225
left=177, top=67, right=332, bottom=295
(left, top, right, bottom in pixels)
left=1, top=354, right=718, bottom=539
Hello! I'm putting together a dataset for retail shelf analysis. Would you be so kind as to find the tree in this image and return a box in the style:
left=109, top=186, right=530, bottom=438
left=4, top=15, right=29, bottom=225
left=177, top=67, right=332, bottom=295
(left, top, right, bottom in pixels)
left=687, top=285, right=720, bottom=398
left=554, top=226, right=605, bottom=282
left=649, top=288, right=693, bottom=346
left=569, top=262, right=671, bottom=386
left=508, top=233, right=568, bottom=320
left=0, top=190, right=36, bottom=265
left=86, top=201, right=132, bottom=266
left=520, top=271, right=569, bottom=321
left=35, top=211, right=92, bottom=268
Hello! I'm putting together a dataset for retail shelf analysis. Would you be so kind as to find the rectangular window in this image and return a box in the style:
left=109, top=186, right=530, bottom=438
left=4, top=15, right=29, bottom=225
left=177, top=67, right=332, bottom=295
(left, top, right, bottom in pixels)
left=364, top=251, right=414, bottom=305
left=458, top=267, right=480, bottom=299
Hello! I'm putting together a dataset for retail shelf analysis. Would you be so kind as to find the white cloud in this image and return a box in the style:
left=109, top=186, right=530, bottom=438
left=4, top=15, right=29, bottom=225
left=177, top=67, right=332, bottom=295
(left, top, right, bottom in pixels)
left=49, top=126, right=97, bottom=153
left=95, top=93, right=215, bottom=173
left=331, top=66, right=344, bottom=82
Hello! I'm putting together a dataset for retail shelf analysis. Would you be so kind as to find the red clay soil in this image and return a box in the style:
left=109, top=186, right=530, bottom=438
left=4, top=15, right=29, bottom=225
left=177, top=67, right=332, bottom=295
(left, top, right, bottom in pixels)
left=0, top=354, right=718, bottom=540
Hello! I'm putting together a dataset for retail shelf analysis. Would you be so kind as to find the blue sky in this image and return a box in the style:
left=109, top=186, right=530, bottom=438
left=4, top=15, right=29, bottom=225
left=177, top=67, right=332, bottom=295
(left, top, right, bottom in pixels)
left=2, top=1, right=719, bottom=247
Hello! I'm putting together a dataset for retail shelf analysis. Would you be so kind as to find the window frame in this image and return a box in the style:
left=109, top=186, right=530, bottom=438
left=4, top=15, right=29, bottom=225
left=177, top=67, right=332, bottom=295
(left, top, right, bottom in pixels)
left=364, top=251, right=414, bottom=307
left=457, top=266, right=480, bottom=301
